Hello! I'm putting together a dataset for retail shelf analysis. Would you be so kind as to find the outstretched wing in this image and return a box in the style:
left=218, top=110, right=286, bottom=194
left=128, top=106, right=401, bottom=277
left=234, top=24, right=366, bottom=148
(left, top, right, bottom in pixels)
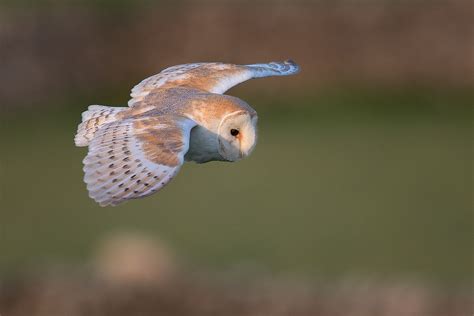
left=83, top=116, right=196, bottom=206
left=128, top=60, right=300, bottom=107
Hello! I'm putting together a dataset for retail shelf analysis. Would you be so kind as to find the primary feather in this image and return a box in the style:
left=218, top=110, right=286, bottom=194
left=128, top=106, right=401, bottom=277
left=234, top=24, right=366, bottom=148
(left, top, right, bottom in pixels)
left=75, top=105, right=125, bottom=147
left=83, top=116, right=195, bottom=206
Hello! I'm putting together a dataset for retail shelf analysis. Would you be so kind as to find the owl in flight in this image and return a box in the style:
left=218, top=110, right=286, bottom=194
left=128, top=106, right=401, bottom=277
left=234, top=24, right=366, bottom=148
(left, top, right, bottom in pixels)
left=75, top=60, right=300, bottom=206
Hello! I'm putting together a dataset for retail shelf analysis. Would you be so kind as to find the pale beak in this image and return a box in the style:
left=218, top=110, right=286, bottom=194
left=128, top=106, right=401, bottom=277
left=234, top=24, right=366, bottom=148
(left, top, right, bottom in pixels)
left=237, top=134, right=244, bottom=158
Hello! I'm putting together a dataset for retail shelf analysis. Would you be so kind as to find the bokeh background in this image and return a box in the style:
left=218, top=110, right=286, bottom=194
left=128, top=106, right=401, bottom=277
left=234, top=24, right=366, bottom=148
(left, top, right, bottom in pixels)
left=0, top=0, right=472, bottom=315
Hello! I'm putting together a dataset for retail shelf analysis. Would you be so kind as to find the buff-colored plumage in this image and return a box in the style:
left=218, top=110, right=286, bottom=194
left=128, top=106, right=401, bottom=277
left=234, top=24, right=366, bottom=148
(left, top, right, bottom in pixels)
left=75, top=60, right=300, bottom=206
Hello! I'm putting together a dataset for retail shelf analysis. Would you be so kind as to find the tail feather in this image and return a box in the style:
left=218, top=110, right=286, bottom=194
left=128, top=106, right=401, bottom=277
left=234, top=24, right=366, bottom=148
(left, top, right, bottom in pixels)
left=75, top=105, right=125, bottom=147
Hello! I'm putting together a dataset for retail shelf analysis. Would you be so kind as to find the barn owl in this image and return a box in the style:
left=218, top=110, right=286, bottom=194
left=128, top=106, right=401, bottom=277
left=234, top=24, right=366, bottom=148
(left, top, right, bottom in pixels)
left=75, top=60, right=300, bottom=206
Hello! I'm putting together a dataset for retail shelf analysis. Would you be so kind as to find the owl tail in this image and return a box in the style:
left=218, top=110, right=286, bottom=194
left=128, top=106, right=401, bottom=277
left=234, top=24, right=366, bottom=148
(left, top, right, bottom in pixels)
left=74, top=105, right=126, bottom=147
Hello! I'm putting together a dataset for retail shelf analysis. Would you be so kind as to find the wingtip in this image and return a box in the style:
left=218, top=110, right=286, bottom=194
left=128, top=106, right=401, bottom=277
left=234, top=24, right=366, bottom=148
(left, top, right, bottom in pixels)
left=284, top=59, right=300, bottom=74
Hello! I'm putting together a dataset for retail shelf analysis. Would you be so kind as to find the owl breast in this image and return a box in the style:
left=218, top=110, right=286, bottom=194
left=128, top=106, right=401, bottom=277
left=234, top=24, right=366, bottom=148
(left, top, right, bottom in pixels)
left=184, top=125, right=224, bottom=163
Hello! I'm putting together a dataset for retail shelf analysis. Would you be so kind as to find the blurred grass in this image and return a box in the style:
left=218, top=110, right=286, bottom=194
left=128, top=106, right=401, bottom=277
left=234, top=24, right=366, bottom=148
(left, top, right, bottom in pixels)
left=0, top=87, right=472, bottom=286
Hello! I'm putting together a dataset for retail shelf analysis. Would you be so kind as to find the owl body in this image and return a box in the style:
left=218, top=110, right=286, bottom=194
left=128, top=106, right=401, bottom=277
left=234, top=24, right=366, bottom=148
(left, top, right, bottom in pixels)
left=115, top=89, right=256, bottom=163
left=75, top=60, right=299, bottom=206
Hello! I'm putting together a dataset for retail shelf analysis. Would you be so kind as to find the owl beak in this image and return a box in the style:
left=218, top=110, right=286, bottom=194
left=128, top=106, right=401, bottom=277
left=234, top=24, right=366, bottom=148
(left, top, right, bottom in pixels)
left=236, top=134, right=244, bottom=158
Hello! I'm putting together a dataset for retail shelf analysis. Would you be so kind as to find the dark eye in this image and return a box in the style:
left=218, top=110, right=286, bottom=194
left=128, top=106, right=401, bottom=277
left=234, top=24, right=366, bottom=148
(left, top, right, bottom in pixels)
left=230, top=129, right=239, bottom=137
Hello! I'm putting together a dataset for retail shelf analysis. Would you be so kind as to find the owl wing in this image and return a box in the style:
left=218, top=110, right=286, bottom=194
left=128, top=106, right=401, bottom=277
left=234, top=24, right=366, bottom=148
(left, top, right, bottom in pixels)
left=128, top=60, right=300, bottom=107
left=83, top=115, right=196, bottom=206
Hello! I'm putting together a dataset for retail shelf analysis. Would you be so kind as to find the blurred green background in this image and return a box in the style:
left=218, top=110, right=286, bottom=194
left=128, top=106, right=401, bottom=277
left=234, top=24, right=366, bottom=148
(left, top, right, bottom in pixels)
left=0, top=0, right=472, bottom=289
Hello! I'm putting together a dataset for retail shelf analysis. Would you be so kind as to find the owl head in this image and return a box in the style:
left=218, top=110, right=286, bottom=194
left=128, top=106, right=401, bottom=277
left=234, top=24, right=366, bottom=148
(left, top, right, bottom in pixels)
left=217, top=110, right=258, bottom=162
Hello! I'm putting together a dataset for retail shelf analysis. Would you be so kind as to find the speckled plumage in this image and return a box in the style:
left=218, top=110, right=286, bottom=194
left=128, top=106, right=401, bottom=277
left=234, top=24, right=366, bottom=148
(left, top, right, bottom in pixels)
left=75, top=60, right=299, bottom=206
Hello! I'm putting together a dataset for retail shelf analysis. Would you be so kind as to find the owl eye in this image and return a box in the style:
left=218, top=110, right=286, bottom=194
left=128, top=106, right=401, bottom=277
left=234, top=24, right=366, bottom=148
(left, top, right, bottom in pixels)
left=230, top=129, right=240, bottom=137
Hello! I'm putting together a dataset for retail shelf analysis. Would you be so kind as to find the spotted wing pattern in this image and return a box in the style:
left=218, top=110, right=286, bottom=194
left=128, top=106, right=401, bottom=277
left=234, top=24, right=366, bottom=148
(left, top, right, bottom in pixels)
left=83, top=116, right=196, bottom=206
left=75, top=105, right=126, bottom=147
left=128, top=60, right=300, bottom=106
